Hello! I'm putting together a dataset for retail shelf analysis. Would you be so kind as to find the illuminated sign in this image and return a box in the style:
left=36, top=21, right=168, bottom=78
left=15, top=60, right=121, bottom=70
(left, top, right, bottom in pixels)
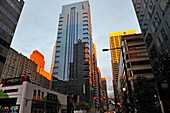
left=0, top=105, right=20, bottom=113
left=5, top=78, right=21, bottom=86
left=9, top=106, right=20, bottom=113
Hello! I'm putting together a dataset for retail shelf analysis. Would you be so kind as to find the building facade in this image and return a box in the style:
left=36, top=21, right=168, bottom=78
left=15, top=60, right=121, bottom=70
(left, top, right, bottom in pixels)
left=118, top=34, right=154, bottom=93
left=30, top=50, right=45, bottom=69
left=52, top=41, right=94, bottom=106
left=52, top=1, right=93, bottom=81
left=30, top=50, right=52, bottom=81
left=92, top=43, right=100, bottom=109
left=1, top=48, right=50, bottom=88
left=132, top=0, right=170, bottom=112
left=97, top=67, right=103, bottom=110
left=109, top=30, right=136, bottom=105
left=0, top=76, right=67, bottom=113
left=0, top=0, right=24, bottom=79
left=101, top=77, right=108, bottom=111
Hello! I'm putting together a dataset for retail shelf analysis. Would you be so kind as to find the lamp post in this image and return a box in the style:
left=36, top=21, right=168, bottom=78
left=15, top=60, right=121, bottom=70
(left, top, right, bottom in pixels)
left=102, top=46, right=132, bottom=113
left=102, top=47, right=132, bottom=94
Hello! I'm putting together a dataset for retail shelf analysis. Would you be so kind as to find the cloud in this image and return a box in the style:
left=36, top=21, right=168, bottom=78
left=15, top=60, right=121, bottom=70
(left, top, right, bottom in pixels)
left=11, top=0, right=141, bottom=98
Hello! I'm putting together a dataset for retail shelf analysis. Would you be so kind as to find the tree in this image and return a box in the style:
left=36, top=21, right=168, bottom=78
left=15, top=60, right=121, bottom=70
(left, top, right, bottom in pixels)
left=122, top=76, right=161, bottom=113
left=153, top=50, right=170, bottom=113
left=74, top=101, right=90, bottom=110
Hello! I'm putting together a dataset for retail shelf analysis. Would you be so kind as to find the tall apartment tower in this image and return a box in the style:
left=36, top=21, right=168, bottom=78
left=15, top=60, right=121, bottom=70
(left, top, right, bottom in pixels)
left=132, top=1, right=170, bottom=112
left=52, top=1, right=93, bottom=80
left=109, top=30, right=136, bottom=103
left=52, top=41, right=93, bottom=105
left=2, top=48, right=50, bottom=88
left=118, top=34, right=154, bottom=91
left=0, top=0, right=24, bottom=79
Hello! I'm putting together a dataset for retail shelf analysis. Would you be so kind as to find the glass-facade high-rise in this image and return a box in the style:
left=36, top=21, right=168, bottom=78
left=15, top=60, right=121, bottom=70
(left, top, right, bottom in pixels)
left=52, top=1, right=93, bottom=81
left=0, top=0, right=24, bottom=79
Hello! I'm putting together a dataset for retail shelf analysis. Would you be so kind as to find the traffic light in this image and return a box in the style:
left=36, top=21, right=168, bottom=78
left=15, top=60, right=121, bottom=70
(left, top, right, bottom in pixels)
left=94, top=97, right=96, bottom=100
left=117, top=102, right=121, bottom=107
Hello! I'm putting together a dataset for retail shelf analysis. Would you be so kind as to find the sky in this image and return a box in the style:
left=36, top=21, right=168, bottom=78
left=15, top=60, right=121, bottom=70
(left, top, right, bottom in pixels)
left=11, top=0, right=141, bottom=98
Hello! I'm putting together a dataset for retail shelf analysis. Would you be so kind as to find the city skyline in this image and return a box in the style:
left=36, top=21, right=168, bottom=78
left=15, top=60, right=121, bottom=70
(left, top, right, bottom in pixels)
left=11, top=0, right=141, bottom=97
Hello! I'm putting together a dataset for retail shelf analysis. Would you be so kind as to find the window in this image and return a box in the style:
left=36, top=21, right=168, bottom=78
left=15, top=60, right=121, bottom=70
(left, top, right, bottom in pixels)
left=59, top=17, right=63, bottom=19
left=56, top=51, right=60, bottom=53
left=0, top=46, right=3, bottom=53
left=159, top=0, right=168, bottom=11
left=54, top=66, right=59, bottom=69
left=151, top=21, right=156, bottom=33
left=58, top=32, right=62, bottom=35
left=0, top=21, right=13, bottom=36
left=55, top=61, right=59, bottom=63
left=84, top=42, right=89, bottom=45
left=83, top=12, right=88, bottom=14
left=83, top=28, right=88, bottom=30
left=55, top=56, right=60, bottom=58
left=83, top=32, right=89, bottom=35
left=83, top=24, right=88, bottom=26
left=57, top=37, right=61, bottom=39
left=71, top=7, right=76, bottom=11
left=161, top=28, right=168, bottom=40
left=0, top=37, right=10, bottom=49
left=7, top=0, right=20, bottom=14
left=54, top=72, right=58, bottom=74
left=83, top=20, right=88, bottom=22
left=166, top=15, right=170, bottom=28
left=57, top=41, right=61, bottom=43
left=4, top=89, right=18, bottom=93
left=56, top=46, right=60, bottom=48
left=154, top=12, right=161, bottom=26
left=83, top=16, right=88, bottom=18
left=83, top=37, right=89, bottom=40
left=0, top=4, right=17, bottom=25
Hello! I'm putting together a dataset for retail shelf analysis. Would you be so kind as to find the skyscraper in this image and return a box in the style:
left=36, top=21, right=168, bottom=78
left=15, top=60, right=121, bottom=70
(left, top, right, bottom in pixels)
left=30, top=50, right=52, bottom=81
left=109, top=30, right=136, bottom=88
left=92, top=43, right=100, bottom=109
left=2, top=48, right=50, bottom=88
left=30, top=50, right=45, bottom=69
left=0, top=0, right=24, bottom=79
left=109, top=30, right=136, bottom=108
left=52, top=1, right=93, bottom=81
left=132, top=1, right=170, bottom=112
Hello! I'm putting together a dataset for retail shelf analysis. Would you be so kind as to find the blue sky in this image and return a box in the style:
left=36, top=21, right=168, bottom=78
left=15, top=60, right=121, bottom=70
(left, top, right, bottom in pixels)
left=11, top=0, right=141, bottom=97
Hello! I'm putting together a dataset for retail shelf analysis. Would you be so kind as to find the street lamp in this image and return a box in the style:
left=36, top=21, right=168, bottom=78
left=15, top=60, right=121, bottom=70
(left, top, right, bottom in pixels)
left=123, top=88, right=126, bottom=92
left=102, top=47, right=132, bottom=93
left=102, top=46, right=132, bottom=113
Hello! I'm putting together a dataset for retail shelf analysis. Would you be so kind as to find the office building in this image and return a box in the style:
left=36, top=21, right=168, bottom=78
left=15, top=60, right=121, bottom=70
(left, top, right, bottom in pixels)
left=52, top=1, right=93, bottom=81
left=0, top=0, right=24, bottom=79
left=97, top=67, right=103, bottom=110
left=132, top=0, right=170, bottom=112
left=118, top=33, right=154, bottom=93
left=0, top=76, right=67, bottom=113
left=92, top=43, right=100, bottom=109
left=2, top=48, right=50, bottom=88
left=101, top=77, right=108, bottom=111
left=109, top=30, right=136, bottom=104
left=30, top=50, right=45, bottom=69
left=30, top=50, right=52, bottom=81
left=52, top=41, right=93, bottom=106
